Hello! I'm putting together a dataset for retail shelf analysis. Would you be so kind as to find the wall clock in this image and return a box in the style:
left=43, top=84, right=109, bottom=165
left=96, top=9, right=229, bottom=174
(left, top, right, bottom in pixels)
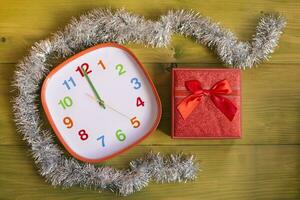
left=41, top=43, right=162, bottom=163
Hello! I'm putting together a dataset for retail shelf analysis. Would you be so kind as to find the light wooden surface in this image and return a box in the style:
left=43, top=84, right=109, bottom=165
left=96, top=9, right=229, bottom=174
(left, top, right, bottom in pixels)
left=0, top=0, right=300, bottom=199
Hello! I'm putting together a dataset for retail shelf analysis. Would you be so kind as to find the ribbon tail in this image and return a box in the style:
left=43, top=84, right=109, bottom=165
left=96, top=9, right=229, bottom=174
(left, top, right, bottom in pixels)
left=210, top=95, right=237, bottom=121
left=177, top=95, right=201, bottom=120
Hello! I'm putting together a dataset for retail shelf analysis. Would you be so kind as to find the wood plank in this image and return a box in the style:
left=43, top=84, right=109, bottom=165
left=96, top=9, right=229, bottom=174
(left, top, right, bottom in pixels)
left=0, top=0, right=299, bottom=63
left=1, top=63, right=300, bottom=145
left=0, top=145, right=299, bottom=200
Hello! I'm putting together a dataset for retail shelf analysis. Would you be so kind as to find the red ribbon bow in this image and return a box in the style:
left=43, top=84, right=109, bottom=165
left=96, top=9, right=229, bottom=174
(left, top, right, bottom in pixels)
left=177, top=79, right=237, bottom=121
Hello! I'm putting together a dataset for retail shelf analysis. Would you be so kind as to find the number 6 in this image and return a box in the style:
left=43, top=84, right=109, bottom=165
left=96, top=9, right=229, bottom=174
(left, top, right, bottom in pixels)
left=116, top=129, right=126, bottom=141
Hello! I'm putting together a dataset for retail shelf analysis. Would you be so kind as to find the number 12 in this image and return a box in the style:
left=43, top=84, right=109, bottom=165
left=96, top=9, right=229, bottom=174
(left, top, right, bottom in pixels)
left=76, top=63, right=92, bottom=77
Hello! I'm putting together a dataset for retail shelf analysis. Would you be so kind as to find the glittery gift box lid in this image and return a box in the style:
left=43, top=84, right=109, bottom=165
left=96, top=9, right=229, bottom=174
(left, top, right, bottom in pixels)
left=172, top=68, right=242, bottom=139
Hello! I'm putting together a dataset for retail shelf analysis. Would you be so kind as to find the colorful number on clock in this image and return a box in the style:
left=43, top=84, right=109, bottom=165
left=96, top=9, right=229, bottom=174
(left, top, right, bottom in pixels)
left=116, top=129, right=126, bottom=141
left=97, top=135, right=105, bottom=147
left=131, top=77, right=141, bottom=89
left=78, top=129, right=89, bottom=141
left=116, top=64, right=126, bottom=75
left=62, top=77, right=76, bottom=90
left=98, top=59, right=106, bottom=70
left=76, top=63, right=92, bottom=77
left=63, top=117, right=73, bottom=128
left=130, top=116, right=141, bottom=128
left=136, top=97, right=145, bottom=107
left=58, top=96, right=73, bottom=109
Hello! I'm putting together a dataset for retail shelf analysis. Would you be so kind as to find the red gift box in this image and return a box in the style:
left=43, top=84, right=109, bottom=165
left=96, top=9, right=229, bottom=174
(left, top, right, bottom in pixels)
left=172, top=68, right=242, bottom=139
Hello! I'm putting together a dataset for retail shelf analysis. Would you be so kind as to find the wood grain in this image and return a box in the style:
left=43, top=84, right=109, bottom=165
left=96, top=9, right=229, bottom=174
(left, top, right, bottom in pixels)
left=0, top=146, right=299, bottom=200
left=0, top=0, right=299, bottom=199
left=0, top=0, right=299, bottom=64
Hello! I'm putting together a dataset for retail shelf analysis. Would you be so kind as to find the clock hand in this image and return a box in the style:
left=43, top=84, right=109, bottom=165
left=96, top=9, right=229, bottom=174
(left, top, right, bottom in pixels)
left=106, top=104, right=131, bottom=120
left=85, top=93, right=131, bottom=120
left=82, top=67, right=105, bottom=109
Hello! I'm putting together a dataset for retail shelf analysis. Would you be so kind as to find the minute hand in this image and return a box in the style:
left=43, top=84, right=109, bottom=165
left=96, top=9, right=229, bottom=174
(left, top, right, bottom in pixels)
left=82, top=68, right=105, bottom=109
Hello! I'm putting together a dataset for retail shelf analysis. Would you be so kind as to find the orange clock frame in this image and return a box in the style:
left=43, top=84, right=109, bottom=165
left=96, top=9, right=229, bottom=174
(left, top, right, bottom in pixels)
left=41, top=42, right=162, bottom=163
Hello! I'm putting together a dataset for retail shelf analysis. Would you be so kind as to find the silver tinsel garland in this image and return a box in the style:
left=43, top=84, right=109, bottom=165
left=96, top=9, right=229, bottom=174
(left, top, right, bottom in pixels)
left=12, top=9, right=286, bottom=196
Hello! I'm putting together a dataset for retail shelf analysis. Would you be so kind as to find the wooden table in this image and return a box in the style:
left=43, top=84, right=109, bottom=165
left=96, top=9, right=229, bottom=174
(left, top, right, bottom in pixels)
left=0, top=1, right=299, bottom=199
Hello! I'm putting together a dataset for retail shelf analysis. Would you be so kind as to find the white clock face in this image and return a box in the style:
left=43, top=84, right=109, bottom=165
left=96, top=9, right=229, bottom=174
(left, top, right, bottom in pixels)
left=41, top=43, right=162, bottom=163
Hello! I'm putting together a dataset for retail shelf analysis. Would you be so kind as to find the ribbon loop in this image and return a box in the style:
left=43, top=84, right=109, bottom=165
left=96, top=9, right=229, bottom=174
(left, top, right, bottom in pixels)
left=185, top=80, right=203, bottom=93
left=177, top=79, right=237, bottom=121
left=211, top=79, right=232, bottom=94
